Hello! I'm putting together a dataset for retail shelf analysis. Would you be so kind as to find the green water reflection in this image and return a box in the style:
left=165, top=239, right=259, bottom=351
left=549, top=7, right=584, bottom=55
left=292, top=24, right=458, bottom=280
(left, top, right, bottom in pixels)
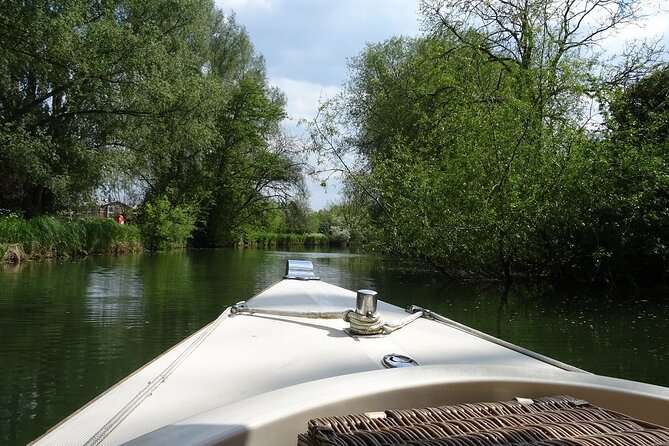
left=1, top=249, right=667, bottom=445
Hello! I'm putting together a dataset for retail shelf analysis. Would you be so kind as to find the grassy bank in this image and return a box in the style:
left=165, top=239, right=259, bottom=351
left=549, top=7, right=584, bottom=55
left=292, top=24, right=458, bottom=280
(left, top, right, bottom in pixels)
left=242, top=230, right=330, bottom=248
left=0, top=217, right=336, bottom=264
left=0, top=216, right=142, bottom=262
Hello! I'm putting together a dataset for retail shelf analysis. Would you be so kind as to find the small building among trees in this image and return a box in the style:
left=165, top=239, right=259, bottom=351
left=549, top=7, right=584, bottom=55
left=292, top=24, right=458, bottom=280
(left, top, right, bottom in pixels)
left=99, top=201, right=132, bottom=220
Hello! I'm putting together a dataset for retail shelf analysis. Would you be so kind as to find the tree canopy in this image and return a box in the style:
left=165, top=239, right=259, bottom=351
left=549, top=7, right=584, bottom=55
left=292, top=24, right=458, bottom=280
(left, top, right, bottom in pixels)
left=309, top=0, right=667, bottom=286
left=0, top=0, right=304, bottom=246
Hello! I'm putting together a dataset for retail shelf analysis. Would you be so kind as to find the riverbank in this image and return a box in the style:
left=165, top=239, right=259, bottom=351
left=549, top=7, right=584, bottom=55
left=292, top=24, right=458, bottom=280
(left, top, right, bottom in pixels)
left=0, top=216, right=142, bottom=262
left=0, top=217, right=336, bottom=263
left=241, top=230, right=331, bottom=248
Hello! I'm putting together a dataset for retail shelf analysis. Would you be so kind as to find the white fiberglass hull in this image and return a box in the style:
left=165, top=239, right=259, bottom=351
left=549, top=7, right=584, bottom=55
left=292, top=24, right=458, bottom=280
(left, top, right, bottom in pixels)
left=31, top=274, right=669, bottom=446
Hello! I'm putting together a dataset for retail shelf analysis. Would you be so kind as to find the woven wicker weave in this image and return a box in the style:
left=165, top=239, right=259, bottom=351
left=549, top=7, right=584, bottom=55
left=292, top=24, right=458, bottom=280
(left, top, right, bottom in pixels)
left=297, top=396, right=669, bottom=446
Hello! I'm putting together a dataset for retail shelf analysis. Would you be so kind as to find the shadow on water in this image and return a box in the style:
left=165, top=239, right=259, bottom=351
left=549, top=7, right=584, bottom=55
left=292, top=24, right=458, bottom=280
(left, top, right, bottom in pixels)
left=496, top=286, right=510, bottom=339
left=1, top=248, right=668, bottom=445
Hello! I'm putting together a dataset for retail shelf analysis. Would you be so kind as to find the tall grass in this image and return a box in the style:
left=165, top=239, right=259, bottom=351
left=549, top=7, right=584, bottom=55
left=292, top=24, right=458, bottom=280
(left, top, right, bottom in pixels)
left=0, top=216, right=142, bottom=261
left=242, top=230, right=330, bottom=248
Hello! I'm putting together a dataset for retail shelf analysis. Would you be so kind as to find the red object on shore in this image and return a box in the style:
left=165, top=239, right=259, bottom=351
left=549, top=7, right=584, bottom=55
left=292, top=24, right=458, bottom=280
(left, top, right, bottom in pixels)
left=117, top=214, right=125, bottom=225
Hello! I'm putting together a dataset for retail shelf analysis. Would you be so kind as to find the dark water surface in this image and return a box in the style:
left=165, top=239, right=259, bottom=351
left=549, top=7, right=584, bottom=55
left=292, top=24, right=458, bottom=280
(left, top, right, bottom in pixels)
left=1, top=248, right=668, bottom=445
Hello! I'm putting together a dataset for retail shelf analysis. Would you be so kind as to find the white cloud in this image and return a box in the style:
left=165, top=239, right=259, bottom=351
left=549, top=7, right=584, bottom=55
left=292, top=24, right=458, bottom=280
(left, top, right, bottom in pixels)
left=597, top=1, right=669, bottom=55
left=272, top=77, right=340, bottom=123
left=307, top=177, right=342, bottom=211
left=215, top=0, right=420, bottom=85
left=219, top=0, right=274, bottom=12
left=267, top=78, right=343, bottom=210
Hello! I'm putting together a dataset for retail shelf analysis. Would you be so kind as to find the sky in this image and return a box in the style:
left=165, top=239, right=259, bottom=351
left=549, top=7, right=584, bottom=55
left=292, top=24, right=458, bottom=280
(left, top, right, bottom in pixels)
left=214, top=0, right=669, bottom=210
left=214, top=0, right=423, bottom=209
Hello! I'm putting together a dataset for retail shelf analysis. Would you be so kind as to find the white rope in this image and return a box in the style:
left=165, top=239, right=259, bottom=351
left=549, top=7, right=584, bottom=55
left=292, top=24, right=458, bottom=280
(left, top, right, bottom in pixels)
left=231, top=301, right=423, bottom=336
left=84, top=310, right=229, bottom=446
left=408, top=305, right=587, bottom=373
left=345, top=311, right=386, bottom=335
left=380, top=310, right=424, bottom=334
left=232, top=303, right=349, bottom=320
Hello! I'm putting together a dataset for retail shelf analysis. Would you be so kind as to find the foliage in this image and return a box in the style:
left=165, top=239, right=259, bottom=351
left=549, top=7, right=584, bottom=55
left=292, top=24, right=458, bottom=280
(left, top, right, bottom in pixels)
left=240, top=228, right=329, bottom=247
left=280, top=196, right=314, bottom=234
left=578, top=64, right=669, bottom=286
left=138, top=196, right=197, bottom=250
left=523, top=64, right=669, bottom=286
left=0, top=2, right=305, bottom=245
left=234, top=196, right=329, bottom=247
left=309, top=0, right=665, bottom=284
left=0, top=216, right=141, bottom=260
left=82, top=218, right=143, bottom=254
left=121, top=11, right=305, bottom=247
left=195, top=78, right=304, bottom=246
left=313, top=180, right=373, bottom=246
left=0, top=0, right=214, bottom=214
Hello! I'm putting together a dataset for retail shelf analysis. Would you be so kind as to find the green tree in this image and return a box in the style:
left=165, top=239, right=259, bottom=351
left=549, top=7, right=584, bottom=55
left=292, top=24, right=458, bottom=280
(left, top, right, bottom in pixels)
left=1, top=3, right=307, bottom=246
left=196, top=73, right=304, bottom=245
left=138, top=195, right=197, bottom=250
left=282, top=195, right=312, bottom=234
left=0, top=0, right=219, bottom=215
left=576, top=65, right=669, bottom=285
left=310, top=0, right=658, bottom=282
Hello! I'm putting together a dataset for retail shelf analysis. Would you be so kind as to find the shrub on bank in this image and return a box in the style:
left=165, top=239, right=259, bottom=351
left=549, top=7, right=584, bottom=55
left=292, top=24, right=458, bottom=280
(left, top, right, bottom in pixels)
left=0, top=216, right=142, bottom=262
left=138, top=196, right=197, bottom=250
left=303, top=233, right=329, bottom=246
left=242, top=229, right=329, bottom=247
left=82, top=218, right=142, bottom=254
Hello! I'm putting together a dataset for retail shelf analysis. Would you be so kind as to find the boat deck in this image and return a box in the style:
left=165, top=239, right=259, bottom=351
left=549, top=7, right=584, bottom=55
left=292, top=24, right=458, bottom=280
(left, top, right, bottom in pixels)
left=33, top=278, right=669, bottom=446
left=34, top=279, right=560, bottom=445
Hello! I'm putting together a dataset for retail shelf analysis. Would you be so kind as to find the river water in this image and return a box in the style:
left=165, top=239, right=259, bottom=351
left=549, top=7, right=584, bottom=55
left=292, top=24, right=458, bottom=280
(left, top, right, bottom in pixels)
left=1, top=248, right=668, bottom=445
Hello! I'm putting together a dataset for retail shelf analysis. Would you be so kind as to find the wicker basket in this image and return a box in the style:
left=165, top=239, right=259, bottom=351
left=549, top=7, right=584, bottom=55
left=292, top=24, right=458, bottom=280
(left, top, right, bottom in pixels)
left=298, top=396, right=669, bottom=446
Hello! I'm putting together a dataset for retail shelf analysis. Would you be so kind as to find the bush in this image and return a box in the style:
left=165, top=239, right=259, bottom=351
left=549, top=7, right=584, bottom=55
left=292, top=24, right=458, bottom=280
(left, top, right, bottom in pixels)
left=240, top=227, right=329, bottom=247
left=81, top=218, right=142, bottom=254
left=138, top=196, right=197, bottom=250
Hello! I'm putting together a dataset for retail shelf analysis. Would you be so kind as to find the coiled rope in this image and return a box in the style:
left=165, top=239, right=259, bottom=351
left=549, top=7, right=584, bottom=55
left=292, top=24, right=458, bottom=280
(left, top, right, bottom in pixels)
left=230, top=301, right=423, bottom=336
